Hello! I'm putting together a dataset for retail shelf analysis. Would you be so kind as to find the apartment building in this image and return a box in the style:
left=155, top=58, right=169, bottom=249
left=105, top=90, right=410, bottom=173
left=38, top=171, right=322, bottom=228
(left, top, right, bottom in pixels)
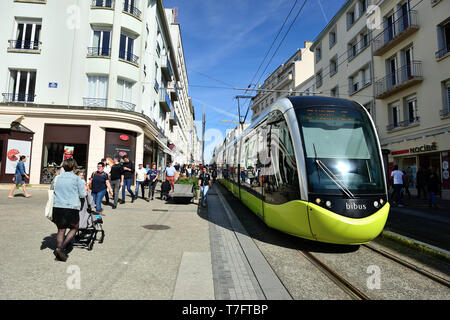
left=310, top=0, right=376, bottom=118
left=371, top=0, right=450, bottom=198
left=250, top=42, right=314, bottom=121
left=0, top=0, right=196, bottom=184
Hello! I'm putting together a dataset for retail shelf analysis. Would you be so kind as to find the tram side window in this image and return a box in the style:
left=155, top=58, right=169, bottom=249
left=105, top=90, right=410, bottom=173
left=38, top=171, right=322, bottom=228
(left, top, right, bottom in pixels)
left=263, top=120, right=300, bottom=205
left=252, top=126, right=268, bottom=199
left=232, top=142, right=239, bottom=184
left=241, top=133, right=258, bottom=190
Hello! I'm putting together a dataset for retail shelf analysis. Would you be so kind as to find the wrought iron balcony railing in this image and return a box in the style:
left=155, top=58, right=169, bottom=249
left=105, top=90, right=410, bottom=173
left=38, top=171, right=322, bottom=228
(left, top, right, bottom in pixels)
left=87, top=47, right=111, bottom=57
left=91, top=0, right=114, bottom=8
left=372, top=10, right=419, bottom=56
left=83, top=98, right=107, bottom=108
left=8, top=40, right=40, bottom=51
left=440, top=108, right=450, bottom=118
left=119, top=50, right=139, bottom=65
left=123, top=2, right=141, bottom=19
left=2, top=93, right=35, bottom=103
left=374, top=61, right=423, bottom=98
left=116, top=100, right=136, bottom=111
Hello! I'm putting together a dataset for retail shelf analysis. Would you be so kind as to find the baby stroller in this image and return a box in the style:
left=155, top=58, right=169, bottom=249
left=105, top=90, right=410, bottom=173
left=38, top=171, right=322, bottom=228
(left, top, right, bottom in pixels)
left=74, top=193, right=105, bottom=251
left=161, top=180, right=171, bottom=200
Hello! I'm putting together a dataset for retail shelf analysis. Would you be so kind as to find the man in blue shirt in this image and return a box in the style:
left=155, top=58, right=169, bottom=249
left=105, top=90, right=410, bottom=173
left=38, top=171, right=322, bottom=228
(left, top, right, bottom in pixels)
left=8, top=155, right=31, bottom=199
left=165, top=161, right=176, bottom=191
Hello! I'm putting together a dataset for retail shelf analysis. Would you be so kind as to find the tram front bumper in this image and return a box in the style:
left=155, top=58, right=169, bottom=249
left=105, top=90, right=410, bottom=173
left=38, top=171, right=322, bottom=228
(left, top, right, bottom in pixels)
left=307, top=202, right=390, bottom=245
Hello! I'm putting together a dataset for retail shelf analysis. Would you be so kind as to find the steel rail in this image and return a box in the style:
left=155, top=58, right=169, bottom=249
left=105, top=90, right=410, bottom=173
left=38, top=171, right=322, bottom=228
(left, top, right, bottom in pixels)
left=299, top=250, right=371, bottom=300
left=362, top=244, right=450, bottom=288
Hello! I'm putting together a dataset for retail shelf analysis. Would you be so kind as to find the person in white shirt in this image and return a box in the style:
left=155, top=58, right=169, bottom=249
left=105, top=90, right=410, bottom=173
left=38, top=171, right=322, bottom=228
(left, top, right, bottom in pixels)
left=391, top=165, right=405, bottom=206
left=135, top=163, right=148, bottom=200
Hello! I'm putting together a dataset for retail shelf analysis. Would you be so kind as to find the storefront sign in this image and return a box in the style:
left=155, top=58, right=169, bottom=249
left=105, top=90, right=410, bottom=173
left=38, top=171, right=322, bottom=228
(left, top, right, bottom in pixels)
left=409, top=142, right=437, bottom=154
left=63, top=146, right=74, bottom=160
left=120, top=134, right=129, bottom=141
left=5, top=139, right=31, bottom=174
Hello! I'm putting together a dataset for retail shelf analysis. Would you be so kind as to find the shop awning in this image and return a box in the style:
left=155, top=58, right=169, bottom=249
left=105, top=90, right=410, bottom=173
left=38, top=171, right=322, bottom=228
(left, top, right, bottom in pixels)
left=155, top=136, right=174, bottom=156
left=0, top=115, right=23, bottom=129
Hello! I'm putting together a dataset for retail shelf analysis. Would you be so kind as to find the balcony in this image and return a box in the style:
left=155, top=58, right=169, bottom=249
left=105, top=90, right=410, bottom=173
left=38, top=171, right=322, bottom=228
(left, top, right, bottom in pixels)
left=91, top=0, right=114, bottom=9
left=123, top=2, right=141, bottom=20
left=387, top=117, right=420, bottom=131
left=119, top=50, right=139, bottom=66
left=87, top=47, right=111, bottom=58
left=161, top=57, right=173, bottom=81
left=275, top=72, right=293, bottom=89
left=159, top=88, right=171, bottom=113
left=169, top=108, right=178, bottom=126
left=8, top=40, right=41, bottom=53
left=399, top=116, right=420, bottom=128
left=2, top=93, right=35, bottom=103
left=83, top=98, right=107, bottom=108
left=374, top=61, right=423, bottom=99
left=372, top=10, right=419, bottom=56
left=116, top=100, right=136, bottom=111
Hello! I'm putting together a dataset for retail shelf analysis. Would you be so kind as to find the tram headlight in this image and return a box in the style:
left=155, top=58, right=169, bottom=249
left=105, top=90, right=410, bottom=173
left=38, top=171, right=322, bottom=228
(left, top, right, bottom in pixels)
left=373, top=201, right=380, bottom=208
left=325, top=200, right=332, bottom=208
left=315, top=198, right=322, bottom=205
left=380, top=199, right=385, bottom=205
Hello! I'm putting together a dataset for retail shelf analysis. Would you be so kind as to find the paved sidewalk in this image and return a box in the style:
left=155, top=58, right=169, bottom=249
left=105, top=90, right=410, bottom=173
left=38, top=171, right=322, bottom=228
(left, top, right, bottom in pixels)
left=0, top=189, right=212, bottom=299
left=1, top=183, right=291, bottom=300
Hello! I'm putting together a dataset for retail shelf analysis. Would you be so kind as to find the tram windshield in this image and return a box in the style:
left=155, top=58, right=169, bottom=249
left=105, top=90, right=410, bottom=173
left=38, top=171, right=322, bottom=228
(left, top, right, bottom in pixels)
left=296, top=106, right=385, bottom=196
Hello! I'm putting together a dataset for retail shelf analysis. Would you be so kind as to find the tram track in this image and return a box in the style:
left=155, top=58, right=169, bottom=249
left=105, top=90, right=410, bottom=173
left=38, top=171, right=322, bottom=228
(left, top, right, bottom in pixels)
left=298, top=250, right=371, bottom=300
left=362, top=243, right=450, bottom=289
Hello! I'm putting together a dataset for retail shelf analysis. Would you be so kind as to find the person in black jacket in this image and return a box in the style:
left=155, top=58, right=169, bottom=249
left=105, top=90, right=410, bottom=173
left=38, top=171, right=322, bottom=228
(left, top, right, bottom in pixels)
left=121, top=156, right=136, bottom=203
left=428, top=167, right=440, bottom=208
left=109, top=157, right=124, bottom=209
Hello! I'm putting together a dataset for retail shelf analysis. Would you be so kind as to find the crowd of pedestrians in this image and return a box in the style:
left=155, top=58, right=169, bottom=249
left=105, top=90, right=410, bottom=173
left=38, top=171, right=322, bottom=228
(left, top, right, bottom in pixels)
left=390, top=165, right=442, bottom=208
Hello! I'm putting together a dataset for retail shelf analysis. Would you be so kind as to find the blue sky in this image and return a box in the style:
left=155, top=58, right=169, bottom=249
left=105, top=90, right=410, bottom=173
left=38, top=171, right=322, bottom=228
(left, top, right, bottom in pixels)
left=164, top=0, right=347, bottom=162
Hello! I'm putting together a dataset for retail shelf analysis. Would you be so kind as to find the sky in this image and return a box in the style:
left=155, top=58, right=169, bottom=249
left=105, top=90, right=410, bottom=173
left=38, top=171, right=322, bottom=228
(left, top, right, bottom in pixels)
left=163, top=0, right=347, bottom=163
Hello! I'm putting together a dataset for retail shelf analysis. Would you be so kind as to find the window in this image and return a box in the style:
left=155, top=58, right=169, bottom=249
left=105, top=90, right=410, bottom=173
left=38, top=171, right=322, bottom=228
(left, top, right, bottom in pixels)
left=315, top=44, right=322, bottom=63
left=329, top=28, right=337, bottom=48
left=405, top=96, right=418, bottom=123
left=361, top=64, right=371, bottom=87
left=90, top=29, right=111, bottom=56
left=12, top=19, right=42, bottom=50
left=349, top=75, right=359, bottom=94
left=360, top=30, right=369, bottom=49
left=315, top=70, right=323, bottom=88
left=386, top=56, right=398, bottom=89
left=86, top=75, right=108, bottom=107
left=389, top=103, right=400, bottom=129
left=348, top=40, right=358, bottom=60
left=117, top=78, right=133, bottom=102
left=119, top=33, right=138, bottom=64
left=358, top=0, right=368, bottom=17
left=330, top=86, right=339, bottom=97
left=436, top=19, right=450, bottom=59
left=347, top=9, right=355, bottom=28
left=6, top=69, right=36, bottom=102
left=330, top=56, right=338, bottom=76
left=385, top=12, right=396, bottom=42
left=262, top=117, right=300, bottom=204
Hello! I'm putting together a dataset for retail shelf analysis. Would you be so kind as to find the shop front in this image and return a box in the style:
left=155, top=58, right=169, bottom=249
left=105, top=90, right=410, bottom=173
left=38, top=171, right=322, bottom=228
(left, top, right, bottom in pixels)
left=0, top=121, right=34, bottom=183
left=104, top=128, right=137, bottom=166
left=389, top=135, right=450, bottom=198
left=41, top=124, right=90, bottom=184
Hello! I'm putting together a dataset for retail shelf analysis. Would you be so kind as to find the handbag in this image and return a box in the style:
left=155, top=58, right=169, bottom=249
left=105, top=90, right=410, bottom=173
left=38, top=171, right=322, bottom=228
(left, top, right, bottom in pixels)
left=44, top=175, right=60, bottom=221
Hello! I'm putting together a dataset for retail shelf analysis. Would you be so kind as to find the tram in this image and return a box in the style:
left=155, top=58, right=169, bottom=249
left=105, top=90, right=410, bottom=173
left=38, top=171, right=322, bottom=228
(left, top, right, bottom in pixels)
left=213, top=96, right=389, bottom=245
